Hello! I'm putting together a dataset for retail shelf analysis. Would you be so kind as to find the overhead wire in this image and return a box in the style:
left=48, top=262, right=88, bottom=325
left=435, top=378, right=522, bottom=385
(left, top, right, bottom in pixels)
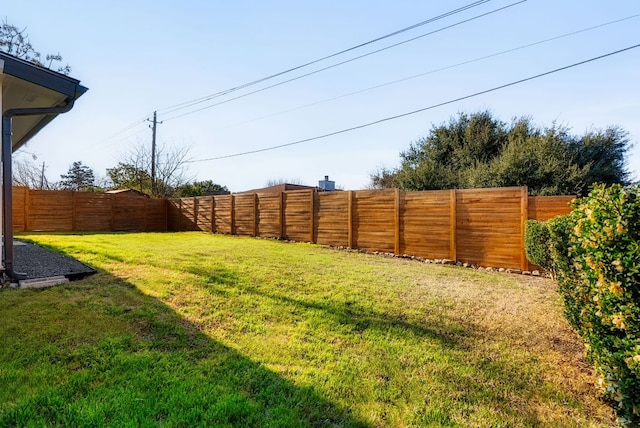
left=184, top=43, right=640, bottom=162
left=218, top=13, right=640, bottom=130
left=93, top=113, right=152, bottom=147
left=154, top=0, right=493, bottom=115
left=97, top=1, right=493, bottom=145
left=162, top=0, right=526, bottom=122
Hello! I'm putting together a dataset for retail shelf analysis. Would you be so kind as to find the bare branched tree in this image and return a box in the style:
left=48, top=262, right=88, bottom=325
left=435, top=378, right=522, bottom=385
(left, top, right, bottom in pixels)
left=0, top=19, right=71, bottom=74
left=12, top=154, right=55, bottom=189
left=108, top=141, right=193, bottom=198
left=265, top=177, right=305, bottom=187
left=367, top=166, right=397, bottom=189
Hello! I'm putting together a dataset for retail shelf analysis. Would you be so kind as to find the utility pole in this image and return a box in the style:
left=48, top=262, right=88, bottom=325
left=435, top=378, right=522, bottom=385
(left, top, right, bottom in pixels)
left=148, top=111, right=163, bottom=197
left=39, top=162, right=45, bottom=189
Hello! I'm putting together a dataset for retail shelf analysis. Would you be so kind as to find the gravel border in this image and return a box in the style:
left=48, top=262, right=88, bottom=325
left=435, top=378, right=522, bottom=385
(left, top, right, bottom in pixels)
left=13, top=240, right=96, bottom=280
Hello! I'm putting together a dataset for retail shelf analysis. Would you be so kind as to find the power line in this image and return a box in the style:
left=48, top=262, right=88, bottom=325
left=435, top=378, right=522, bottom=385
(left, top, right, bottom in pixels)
left=96, top=2, right=493, bottom=145
left=185, top=43, right=640, bottom=163
left=162, top=0, right=526, bottom=122
left=92, top=114, right=151, bottom=147
left=154, top=0, right=493, bottom=115
left=219, top=14, right=640, bottom=129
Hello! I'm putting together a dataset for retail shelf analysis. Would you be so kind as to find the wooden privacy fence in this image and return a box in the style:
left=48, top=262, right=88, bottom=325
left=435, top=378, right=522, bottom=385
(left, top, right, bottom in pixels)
left=168, top=187, right=574, bottom=270
left=12, top=187, right=167, bottom=232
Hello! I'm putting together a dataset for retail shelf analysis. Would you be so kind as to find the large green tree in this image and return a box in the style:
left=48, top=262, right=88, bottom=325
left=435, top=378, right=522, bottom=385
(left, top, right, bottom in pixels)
left=60, top=161, right=96, bottom=191
left=106, top=162, right=152, bottom=195
left=373, top=111, right=631, bottom=196
left=174, top=180, right=229, bottom=197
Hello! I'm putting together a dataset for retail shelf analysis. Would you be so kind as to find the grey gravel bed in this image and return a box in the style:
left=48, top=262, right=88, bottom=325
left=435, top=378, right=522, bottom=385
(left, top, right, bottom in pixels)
left=13, top=240, right=96, bottom=280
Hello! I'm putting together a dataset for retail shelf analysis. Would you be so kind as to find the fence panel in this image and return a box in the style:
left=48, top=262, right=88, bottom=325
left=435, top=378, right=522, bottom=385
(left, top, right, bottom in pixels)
left=193, top=197, right=213, bottom=232
left=113, top=196, right=146, bottom=231
left=214, top=195, right=233, bottom=234
left=257, top=193, right=281, bottom=238
left=74, top=193, right=113, bottom=231
left=12, top=187, right=27, bottom=232
left=315, top=191, right=349, bottom=247
left=400, top=190, right=452, bottom=259
left=167, top=199, right=182, bottom=231
left=283, top=190, right=312, bottom=242
left=353, top=190, right=395, bottom=253
left=27, top=190, right=74, bottom=231
left=180, top=198, right=198, bottom=231
left=529, top=196, right=574, bottom=221
left=234, top=194, right=256, bottom=236
left=456, top=187, right=523, bottom=269
left=146, top=198, right=167, bottom=231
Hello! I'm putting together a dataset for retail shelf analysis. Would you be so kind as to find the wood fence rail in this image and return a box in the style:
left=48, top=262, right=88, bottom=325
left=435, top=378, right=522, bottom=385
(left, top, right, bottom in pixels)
left=167, top=186, right=574, bottom=271
left=12, top=187, right=167, bottom=233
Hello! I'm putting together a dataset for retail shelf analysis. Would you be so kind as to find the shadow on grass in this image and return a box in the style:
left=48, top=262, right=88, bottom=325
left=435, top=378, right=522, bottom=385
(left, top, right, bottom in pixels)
left=0, top=272, right=369, bottom=427
left=185, top=265, right=585, bottom=426
left=187, top=264, right=467, bottom=347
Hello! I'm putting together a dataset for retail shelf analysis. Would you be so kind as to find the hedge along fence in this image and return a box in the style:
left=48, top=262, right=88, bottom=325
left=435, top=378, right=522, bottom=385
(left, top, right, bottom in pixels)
left=168, top=186, right=575, bottom=271
left=12, top=187, right=167, bottom=232
left=525, top=184, right=640, bottom=425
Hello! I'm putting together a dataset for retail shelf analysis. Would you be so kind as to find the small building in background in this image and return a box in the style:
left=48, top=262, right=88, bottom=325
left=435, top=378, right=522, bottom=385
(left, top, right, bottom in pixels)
left=106, top=188, right=150, bottom=198
left=237, top=183, right=316, bottom=194
left=318, top=175, right=335, bottom=191
left=238, top=176, right=338, bottom=194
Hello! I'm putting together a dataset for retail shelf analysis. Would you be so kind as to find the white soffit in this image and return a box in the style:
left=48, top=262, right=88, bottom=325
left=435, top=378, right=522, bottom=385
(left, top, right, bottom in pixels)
left=0, top=52, right=87, bottom=152
left=1, top=74, right=69, bottom=150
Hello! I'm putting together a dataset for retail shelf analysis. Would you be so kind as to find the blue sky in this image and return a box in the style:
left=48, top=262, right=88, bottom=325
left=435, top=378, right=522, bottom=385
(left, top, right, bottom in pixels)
left=5, top=0, right=640, bottom=192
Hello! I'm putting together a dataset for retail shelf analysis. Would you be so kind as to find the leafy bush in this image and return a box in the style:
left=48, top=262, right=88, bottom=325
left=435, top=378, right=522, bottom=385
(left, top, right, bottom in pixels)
left=524, top=220, right=553, bottom=274
left=547, top=215, right=584, bottom=331
left=551, top=184, right=640, bottom=426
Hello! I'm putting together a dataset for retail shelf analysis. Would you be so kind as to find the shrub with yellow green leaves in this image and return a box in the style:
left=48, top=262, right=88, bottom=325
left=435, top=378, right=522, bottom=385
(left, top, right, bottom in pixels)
left=552, top=184, right=640, bottom=426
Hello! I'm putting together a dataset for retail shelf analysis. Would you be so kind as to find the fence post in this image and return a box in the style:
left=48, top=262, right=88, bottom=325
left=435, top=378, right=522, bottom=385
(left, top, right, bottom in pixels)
left=520, top=186, right=529, bottom=271
left=253, top=193, right=258, bottom=237
left=179, top=199, right=184, bottom=231
left=210, top=196, right=216, bottom=234
left=164, top=199, right=168, bottom=232
left=279, top=191, right=285, bottom=239
left=230, top=195, right=235, bottom=235
left=450, top=189, right=457, bottom=261
left=24, top=187, right=30, bottom=232
left=394, top=188, right=400, bottom=255
left=143, top=197, right=148, bottom=232
left=347, top=190, right=354, bottom=248
left=72, top=192, right=77, bottom=231
left=110, top=194, right=115, bottom=231
left=309, top=190, right=315, bottom=243
left=193, top=197, right=198, bottom=230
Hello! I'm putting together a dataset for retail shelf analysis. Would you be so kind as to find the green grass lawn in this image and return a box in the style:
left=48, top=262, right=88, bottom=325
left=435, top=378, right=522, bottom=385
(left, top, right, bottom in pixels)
left=1, top=232, right=614, bottom=427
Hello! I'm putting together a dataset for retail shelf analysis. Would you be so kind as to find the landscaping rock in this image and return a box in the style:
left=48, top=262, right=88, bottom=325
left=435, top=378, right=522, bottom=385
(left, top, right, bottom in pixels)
left=14, top=240, right=96, bottom=281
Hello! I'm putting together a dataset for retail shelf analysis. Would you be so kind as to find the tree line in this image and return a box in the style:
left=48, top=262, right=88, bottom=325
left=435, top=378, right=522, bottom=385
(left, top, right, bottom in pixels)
left=370, top=110, right=632, bottom=196
left=14, top=142, right=228, bottom=198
